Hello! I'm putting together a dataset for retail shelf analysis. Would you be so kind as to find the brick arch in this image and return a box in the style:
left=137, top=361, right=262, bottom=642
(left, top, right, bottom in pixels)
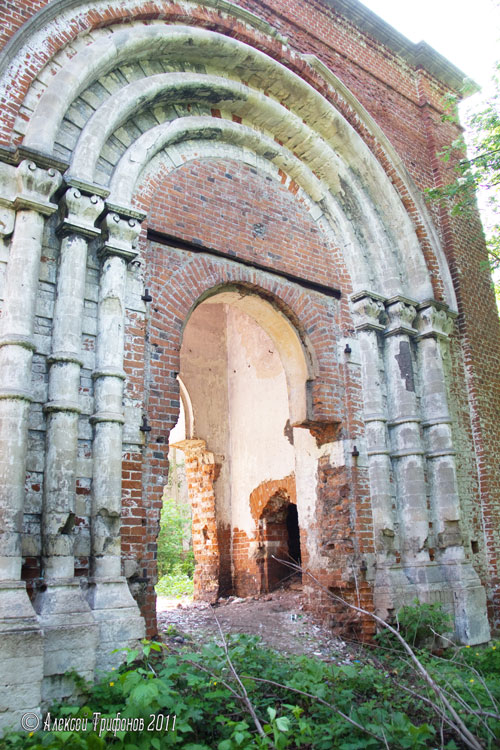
left=250, top=476, right=297, bottom=521
left=1, top=3, right=450, bottom=303
left=147, top=255, right=344, bottom=429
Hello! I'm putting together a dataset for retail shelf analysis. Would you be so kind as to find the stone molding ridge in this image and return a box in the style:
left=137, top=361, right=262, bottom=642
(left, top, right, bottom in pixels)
left=388, top=416, right=421, bottom=427
left=363, top=413, right=388, bottom=423
left=426, top=449, right=457, bottom=459
left=89, top=410, right=125, bottom=425
left=390, top=448, right=425, bottom=458
left=0, top=333, right=36, bottom=351
left=421, top=416, right=453, bottom=428
left=91, top=368, right=126, bottom=381
left=13, top=160, right=62, bottom=216
left=104, top=202, right=146, bottom=222
left=384, top=296, right=418, bottom=337
left=57, top=188, right=105, bottom=238
left=43, top=399, right=82, bottom=414
left=0, top=145, right=69, bottom=173
left=416, top=300, right=456, bottom=340
left=0, top=387, right=34, bottom=402
left=47, top=351, right=84, bottom=366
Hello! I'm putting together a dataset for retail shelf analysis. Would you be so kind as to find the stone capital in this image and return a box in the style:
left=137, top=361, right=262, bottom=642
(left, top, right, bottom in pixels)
left=57, top=187, right=105, bottom=238
left=350, top=291, right=386, bottom=331
left=99, top=212, right=142, bottom=261
left=384, top=296, right=417, bottom=337
left=13, top=160, right=62, bottom=215
left=416, top=301, right=456, bottom=340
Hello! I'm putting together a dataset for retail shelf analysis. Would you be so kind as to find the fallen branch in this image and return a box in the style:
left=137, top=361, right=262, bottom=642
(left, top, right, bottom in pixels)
left=213, top=612, right=269, bottom=742
left=272, top=556, right=486, bottom=750
left=241, top=674, right=386, bottom=744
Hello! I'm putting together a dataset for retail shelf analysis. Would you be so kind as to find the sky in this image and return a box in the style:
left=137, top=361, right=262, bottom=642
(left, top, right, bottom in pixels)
left=359, top=0, right=499, bottom=271
left=358, top=0, right=499, bottom=90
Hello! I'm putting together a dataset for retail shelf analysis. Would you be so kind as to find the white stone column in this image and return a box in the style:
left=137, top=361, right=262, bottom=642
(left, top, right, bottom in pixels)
left=0, top=160, right=61, bottom=732
left=86, top=209, right=145, bottom=670
left=383, top=297, right=429, bottom=565
left=416, top=301, right=490, bottom=644
left=351, top=292, right=395, bottom=555
left=33, top=187, right=104, bottom=703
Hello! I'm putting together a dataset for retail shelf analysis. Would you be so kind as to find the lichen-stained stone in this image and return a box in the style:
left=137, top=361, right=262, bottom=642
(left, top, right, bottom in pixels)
left=0, top=0, right=500, bottom=729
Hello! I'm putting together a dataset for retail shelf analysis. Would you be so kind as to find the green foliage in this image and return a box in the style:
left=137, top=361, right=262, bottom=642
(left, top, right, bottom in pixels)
left=156, top=496, right=193, bottom=578
left=427, top=62, right=500, bottom=302
left=156, top=493, right=194, bottom=599
left=156, top=569, right=194, bottom=599
left=3, top=632, right=499, bottom=750
left=375, top=599, right=453, bottom=650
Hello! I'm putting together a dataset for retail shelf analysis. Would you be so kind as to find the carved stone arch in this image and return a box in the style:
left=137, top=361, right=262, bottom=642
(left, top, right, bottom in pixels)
left=13, top=21, right=448, bottom=304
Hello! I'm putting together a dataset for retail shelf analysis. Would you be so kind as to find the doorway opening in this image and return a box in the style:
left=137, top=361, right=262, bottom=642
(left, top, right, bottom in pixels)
left=257, top=493, right=301, bottom=593
left=157, top=287, right=310, bottom=605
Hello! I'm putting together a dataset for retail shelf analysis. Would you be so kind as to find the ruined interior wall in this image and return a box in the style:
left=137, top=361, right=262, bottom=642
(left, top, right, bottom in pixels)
left=226, top=304, right=294, bottom=532
left=226, top=304, right=295, bottom=594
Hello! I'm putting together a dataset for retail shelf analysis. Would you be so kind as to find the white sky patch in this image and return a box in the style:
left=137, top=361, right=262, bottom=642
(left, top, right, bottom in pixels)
left=360, top=0, right=499, bottom=290
left=358, top=0, right=499, bottom=88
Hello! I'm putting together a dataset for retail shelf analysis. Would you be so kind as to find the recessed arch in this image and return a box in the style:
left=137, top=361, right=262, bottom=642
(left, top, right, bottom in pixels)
left=19, top=21, right=452, bottom=305
left=182, top=284, right=313, bottom=425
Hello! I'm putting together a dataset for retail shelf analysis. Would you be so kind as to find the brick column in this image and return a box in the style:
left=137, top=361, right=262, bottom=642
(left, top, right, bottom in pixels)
left=416, top=300, right=490, bottom=643
left=34, top=186, right=104, bottom=703
left=173, top=439, right=220, bottom=603
left=0, top=160, right=61, bottom=731
left=86, top=208, right=145, bottom=671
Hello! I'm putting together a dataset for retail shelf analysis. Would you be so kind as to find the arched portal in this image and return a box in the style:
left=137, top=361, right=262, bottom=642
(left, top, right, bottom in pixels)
left=0, top=1, right=498, bottom=729
left=171, top=290, right=309, bottom=600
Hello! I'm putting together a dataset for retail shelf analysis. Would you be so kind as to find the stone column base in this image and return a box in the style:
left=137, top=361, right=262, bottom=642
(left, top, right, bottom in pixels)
left=0, top=582, right=43, bottom=736
left=33, top=580, right=98, bottom=706
left=374, top=560, right=491, bottom=645
left=86, top=578, right=145, bottom=673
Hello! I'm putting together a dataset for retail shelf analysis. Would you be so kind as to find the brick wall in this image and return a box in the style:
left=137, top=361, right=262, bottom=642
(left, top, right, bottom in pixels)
left=2, top=0, right=499, bottom=634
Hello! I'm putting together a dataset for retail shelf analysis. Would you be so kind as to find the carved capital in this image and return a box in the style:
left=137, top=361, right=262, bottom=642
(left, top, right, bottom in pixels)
left=0, top=206, right=15, bottom=238
left=99, top=212, right=142, bottom=261
left=350, top=292, right=386, bottom=331
left=57, top=188, right=104, bottom=238
left=416, top=301, right=456, bottom=340
left=384, top=296, right=417, bottom=337
left=13, top=160, right=62, bottom=215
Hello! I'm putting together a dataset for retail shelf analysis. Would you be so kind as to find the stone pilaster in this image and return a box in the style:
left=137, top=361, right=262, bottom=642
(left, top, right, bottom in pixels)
left=384, top=296, right=429, bottom=565
left=0, top=161, right=61, bottom=732
left=33, top=187, right=104, bottom=704
left=416, top=301, right=490, bottom=644
left=86, top=208, right=145, bottom=671
left=351, top=292, right=395, bottom=555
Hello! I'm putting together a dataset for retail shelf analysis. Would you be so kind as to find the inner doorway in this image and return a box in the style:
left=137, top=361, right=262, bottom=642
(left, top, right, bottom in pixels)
left=257, top=493, right=302, bottom=592
left=162, top=288, right=309, bottom=602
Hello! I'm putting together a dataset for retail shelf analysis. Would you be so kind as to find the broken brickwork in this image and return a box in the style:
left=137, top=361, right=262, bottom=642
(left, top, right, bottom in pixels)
left=0, top=0, right=500, bottom=730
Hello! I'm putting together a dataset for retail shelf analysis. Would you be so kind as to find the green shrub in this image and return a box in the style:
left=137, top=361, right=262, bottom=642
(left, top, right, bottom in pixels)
left=3, top=634, right=498, bottom=750
left=156, top=495, right=194, bottom=580
left=375, top=599, right=453, bottom=650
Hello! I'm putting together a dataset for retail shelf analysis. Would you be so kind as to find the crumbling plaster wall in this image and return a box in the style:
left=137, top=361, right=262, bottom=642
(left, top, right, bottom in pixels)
left=179, top=299, right=296, bottom=596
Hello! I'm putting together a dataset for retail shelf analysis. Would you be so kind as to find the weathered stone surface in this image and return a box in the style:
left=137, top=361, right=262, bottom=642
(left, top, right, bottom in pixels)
left=0, top=0, right=499, bottom=730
